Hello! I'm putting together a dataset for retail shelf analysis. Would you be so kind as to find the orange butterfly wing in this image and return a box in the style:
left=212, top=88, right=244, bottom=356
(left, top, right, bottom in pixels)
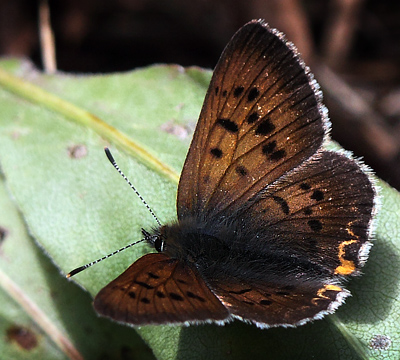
left=94, top=253, right=229, bottom=325
left=177, top=20, right=326, bottom=219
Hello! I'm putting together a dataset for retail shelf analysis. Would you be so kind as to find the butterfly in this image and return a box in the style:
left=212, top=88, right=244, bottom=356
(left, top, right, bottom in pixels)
left=70, top=19, right=377, bottom=328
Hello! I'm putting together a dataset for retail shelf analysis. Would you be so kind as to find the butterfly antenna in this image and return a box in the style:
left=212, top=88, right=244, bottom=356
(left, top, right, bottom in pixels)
left=104, top=147, right=161, bottom=227
left=66, top=238, right=145, bottom=278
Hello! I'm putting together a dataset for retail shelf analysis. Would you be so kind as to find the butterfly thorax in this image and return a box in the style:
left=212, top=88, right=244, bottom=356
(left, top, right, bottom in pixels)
left=147, top=216, right=233, bottom=265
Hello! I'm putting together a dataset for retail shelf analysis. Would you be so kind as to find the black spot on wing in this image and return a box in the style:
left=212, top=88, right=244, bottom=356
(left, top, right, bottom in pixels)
left=148, top=272, right=160, bottom=279
left=255, top=118, right=275, bottom=135
left=272, top=196, right=289, bottom=215
left=308, top=219, right=323, bottom=232
left=135, top=281, right=154, bottom=290
left=234, top=86, right=244, bottom=97
left=169, top=292, right=184, bottom=301
left=262, top=141, right=277, bottom=155
left=275, top=291, right=290, bottom=296
left=248, top=87, right=260, bottom=101
left=156, top=291, right=166, bottom=298
left=300, top=183, right=311, bottom=190
left=186, top=291, right=206, bottom=302
left=228, top=288, right=252, bottom=295
left=247, top=112, right=259, bottom=124
left=311, top=190, right=324, bottom=201
left=260, top=299, right=272, bottom=305
left=211, top=148, right=223, bottom=158
left=304, top=208, right=313, bottom=215
left=269, top=149, right=286, bottom=161
left=236, top=166, right=248, bottom=176
left=217, top=118, right=239, bottom=133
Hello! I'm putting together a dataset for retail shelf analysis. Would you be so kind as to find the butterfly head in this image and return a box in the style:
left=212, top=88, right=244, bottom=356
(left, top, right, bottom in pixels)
left=142, top=227, right=165, bottom=252
left=141, top=223, right=194, bottom=261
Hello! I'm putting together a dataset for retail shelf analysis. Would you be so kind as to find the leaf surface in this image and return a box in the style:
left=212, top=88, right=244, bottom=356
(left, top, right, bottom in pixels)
left=0, top=59, right=399, bottom=360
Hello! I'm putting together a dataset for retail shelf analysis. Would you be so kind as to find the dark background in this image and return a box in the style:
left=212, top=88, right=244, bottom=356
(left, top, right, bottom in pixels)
left=1, top=0, right=399, bottom=189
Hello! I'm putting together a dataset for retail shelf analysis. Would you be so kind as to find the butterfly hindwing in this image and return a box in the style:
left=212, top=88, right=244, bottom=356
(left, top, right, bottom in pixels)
left=239, top=151, right=375, bottom=276
left=212, top=279, right=348, bottom=327
left=94, top=253, right=229, bottom=325
left=189, top=151, right=375, bottom=327
left=178, top=20, right=326, bottom=219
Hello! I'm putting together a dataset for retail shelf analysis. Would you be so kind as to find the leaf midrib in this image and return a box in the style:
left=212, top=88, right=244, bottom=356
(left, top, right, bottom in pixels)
left=0, top=67, right=179, bottom=184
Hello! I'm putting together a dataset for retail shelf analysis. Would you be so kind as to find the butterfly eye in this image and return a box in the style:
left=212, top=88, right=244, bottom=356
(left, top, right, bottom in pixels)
left=154, top=236, right=165, bottom=252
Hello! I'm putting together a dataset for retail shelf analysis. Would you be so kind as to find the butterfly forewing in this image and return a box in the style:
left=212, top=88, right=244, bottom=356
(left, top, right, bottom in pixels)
left=94, top=253, right=229, bottom=325
left=178, top=20, right=326, bottom=219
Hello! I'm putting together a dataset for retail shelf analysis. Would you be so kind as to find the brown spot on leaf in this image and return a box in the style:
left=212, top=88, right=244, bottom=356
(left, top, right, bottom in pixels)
left=369, top=335, right=391, bottom=350
left=6, top=326, right=38, bottom=350
left=0, top=226, right=8, bottom=244
left=160, top=121, right=192, bottom=139
left=68, top=144, right=88, bottom=159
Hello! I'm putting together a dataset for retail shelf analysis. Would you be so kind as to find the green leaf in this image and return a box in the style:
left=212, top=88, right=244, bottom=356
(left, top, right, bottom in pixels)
left=0, top=59, right=399, bottom=360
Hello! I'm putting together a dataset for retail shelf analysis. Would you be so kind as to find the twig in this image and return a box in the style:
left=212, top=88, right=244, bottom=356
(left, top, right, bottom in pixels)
left=322, top=0, right=365, bottom=68
left=39, top=0, right=57, bottom=73
left=316, top=64, right=399, bottom=160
